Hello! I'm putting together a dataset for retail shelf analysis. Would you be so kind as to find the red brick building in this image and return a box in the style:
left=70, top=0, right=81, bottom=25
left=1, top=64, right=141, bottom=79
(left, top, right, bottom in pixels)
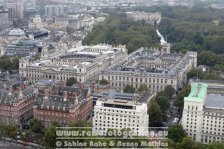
left=33, top=85, right=92, bottom=127
left=0, top=83, right=38, bottom=128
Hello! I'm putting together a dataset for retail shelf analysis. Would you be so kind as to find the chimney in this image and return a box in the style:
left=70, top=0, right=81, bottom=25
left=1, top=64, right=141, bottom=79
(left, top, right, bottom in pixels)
left=79, top=82, right=83, bottom=89
left=44, top=89, right=49, bottom=99
left=63, top=91, right=68, bottom=101
left=8, top=86, right=13, bottom=95
left=19, top=87, right=23, bottom=99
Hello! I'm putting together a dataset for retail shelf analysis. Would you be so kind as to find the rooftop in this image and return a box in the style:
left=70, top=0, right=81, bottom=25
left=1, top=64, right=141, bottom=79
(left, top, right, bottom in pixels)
left=184, top=83, right=208, bottom=103
left=204, top=94, right=224, bottom=110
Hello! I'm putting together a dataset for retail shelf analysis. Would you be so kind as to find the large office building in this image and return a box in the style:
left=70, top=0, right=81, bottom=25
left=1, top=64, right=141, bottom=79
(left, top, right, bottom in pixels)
left=19, top=44, right=128, bottom=83
left=45, top=5, right=64, bottom=17
left=0, top=7, right=12, bottom=30
left=93, top=98, right=149, bottom=136
left=99, top=48, right=197, bottom=92
left=181, top=82, right=224, bottom=144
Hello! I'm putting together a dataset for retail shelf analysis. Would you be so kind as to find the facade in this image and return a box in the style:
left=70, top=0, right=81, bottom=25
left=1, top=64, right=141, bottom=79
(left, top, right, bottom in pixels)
left=0, top=81, right=38, bottom=128
left=181, top=82, right=224, bottom=144
left=45, top=5, right=64, bottom=17
left=93, top=98, right=149, bottom=136
left=0, top=8, right=12, bottom=30
left=28, top=15, right=44, bottom=30
left=126, top=11, right=161, bottom=25
left=99, top=48, right=197, bottom=92
left=19, top=44, right=128, bottom=83
left=5, top=2, right=24, bottom=19
left=4, top=39, right=38, bottom=57
left=33, top=84, right=93, bottom=127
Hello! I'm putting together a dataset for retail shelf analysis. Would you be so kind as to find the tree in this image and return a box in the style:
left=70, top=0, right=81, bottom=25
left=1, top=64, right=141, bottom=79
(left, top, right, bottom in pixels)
left=164, top=85, right=175, bottom=98
left=30, top=118, right=43, bottom=134
left=176, top=137, right=199, bottom=149
left=3, top=124, right=18, bottom=140
left=208, top=141, right=224, bottom=149
left=168, top=124, right=186, bottom=143
left=174, top=86, right=191, bottom=110
left=44, top=126, right=56, bottom=148
left=155, top=96, right=170, bottom=113
left=66, top=77, right=77, bottom=86
left=69, top=120, right=92, bottom=127
left=99, top=79, right=110, bottom=85
left=148, top=103, right=163, bottom=127
left=187, top=68, right=204, bottom=79
left=123, top=84, right=135, bottom=93
left=138, top=84, right=149, bottom=93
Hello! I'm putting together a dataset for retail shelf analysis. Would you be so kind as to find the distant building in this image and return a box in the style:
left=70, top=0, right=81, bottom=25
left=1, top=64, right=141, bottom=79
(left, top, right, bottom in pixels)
left=126, top=11, right=161, bottom=25
left=4, top=39, right=39, bottom=57
left=5, top=2, right=24, bottom=19
left=93, top=98, right=149, bottom=136
left=45, top=5, right=64, bottom=17
left=0, top=7, right=12, bottom=30
left=28, top=15, right=44, bottom=30
left=8, top=28, right=25, bottom=36
left=0, top=82, right=38, bottom=128
left=181, top=82, right=224, bottom=144
left=33, top=84, right=93, bottom=127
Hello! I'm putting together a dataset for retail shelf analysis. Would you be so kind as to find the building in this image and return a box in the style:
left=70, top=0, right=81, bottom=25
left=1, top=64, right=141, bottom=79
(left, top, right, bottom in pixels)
left=4, top=39, right=39, bottom=57
left=181, top=82, right=224, bottom=144
left=19, top=44, right=128, bottom=83
left=93, top=98, right=149, bottom=136
left=45, top=5, right=64, bottom=17
left=33, top=84, right=92, bottom=127
left=126, top=11, right=161, bottom=25
left=99, top=48, right=197, bottom=92
left=0, top=7, right=12, bottom=30
left=0, top=81, right=38, bottom=128
left=5, top=2, right=24, bottom=19
left=28, top=15, right=44, bottom=30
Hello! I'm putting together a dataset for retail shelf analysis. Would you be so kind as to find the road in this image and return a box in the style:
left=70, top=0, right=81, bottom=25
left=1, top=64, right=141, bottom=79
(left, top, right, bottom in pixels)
left=165, top=99, right=179, bottom=127
left=0, top=140, right=33, bottom=149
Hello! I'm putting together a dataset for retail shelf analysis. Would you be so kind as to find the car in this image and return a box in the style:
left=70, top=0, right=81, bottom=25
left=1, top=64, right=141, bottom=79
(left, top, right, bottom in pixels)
left=172, top=118, right=179, bottom=124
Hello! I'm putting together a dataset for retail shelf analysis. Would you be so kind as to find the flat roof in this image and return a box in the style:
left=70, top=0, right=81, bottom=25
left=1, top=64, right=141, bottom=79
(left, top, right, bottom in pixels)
left=184, top=83, right=208, bottom=103
left=205, top=94, right=224, bottom=110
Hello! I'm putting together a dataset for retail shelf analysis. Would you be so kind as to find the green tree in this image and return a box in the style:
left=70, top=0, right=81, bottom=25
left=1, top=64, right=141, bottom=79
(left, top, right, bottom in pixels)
left=155, top=96, right=170, bottom=113
left=174, top=86, right=191, bottom=110
left=66, top=77, right=77, bottom=86
left=44, top=126, right=56, bottom=148
left=164, top=85, right=175, bottom=98
left=168, top=124, right=186, bottom=143
left=176, top=137, right=198, bottom=149
left=99, top=79, right=110, bottom=85
left=148, top=103, right=163, bottom=127
left=3, top=124, right=18, bottom=140
left=30, top=118, right=43, bottom=134
left=187, top=68, right=204, bottom=79
left=69, top=120, right=92, bottom=127
left=208, top=141, right=224, bottom=149
left=138, top=84, right=149, bottom=93
left=123, top=84, right=135, bottom=93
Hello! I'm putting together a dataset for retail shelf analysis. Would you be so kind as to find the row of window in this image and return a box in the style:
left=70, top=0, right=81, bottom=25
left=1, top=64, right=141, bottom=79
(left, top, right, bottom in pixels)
left=104, top=76, right=174, bottom=84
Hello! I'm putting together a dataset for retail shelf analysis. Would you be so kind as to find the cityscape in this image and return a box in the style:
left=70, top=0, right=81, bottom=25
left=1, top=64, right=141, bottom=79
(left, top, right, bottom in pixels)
left=0, top=0, right=224, bottom=148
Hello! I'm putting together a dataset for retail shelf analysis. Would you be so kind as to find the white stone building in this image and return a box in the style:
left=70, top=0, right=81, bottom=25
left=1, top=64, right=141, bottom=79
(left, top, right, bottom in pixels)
left=126, top=11, right=161, bottom=25
left=93, top=98, right=149, bottom=136
left=99, top=48, right=197, bottom=92
left=181, top=82, right=224, bottom=144
left=28, top=15, right=44, bottom=30
left=19, top=44, right=128, bottom=83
